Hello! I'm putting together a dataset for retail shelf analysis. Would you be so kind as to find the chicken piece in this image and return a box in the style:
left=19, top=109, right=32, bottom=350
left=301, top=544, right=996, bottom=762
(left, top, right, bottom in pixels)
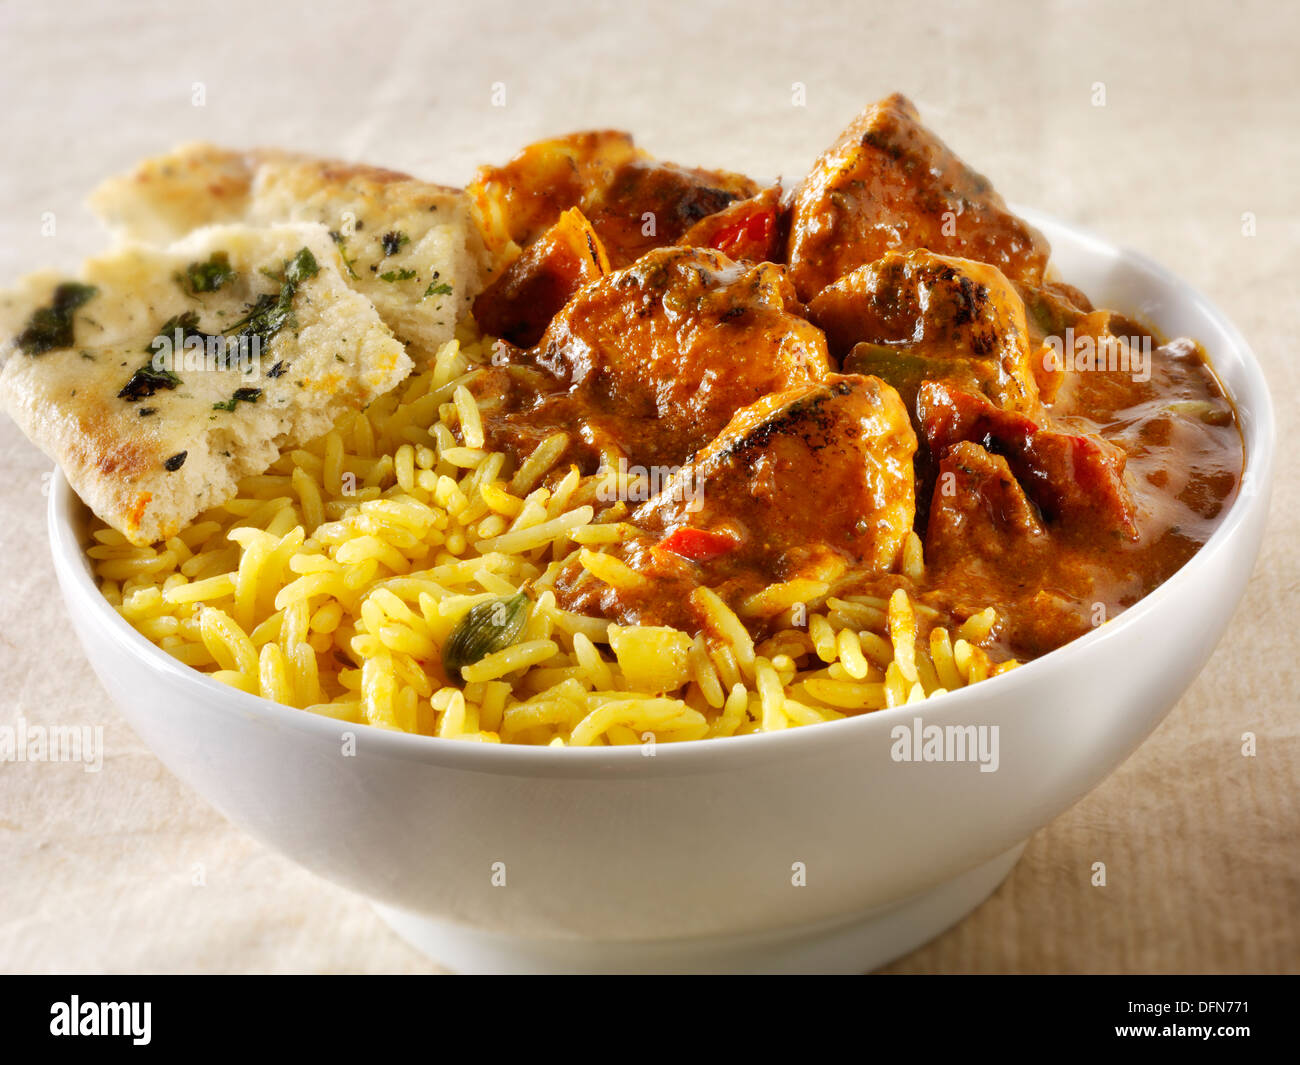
left=472, top=207, right=610, bottom=347
left=468, top=131, right=643, bottom=259
left=924, top=442, right=1103, bottom=655
left=787, top=94, right=1051, bottom=300
left=677, top=185, right=784, bottom=263
left=925, top=440, right=1047, bottom=575
left=583, top=158, right=758, bottom=267
left=521, top=245, right=831, bottom=467
left=635, top=374, right=918, bottom=583
left=1014, top=279, right=1101, bottom=402
left=468, top=131, right=758, bottom=269
left=1019, top=281, right=1162, bottom=405
left=1016, top=278, right=1092, bottom=349
left=554, top=373, right=918, bottom=627
left=810, top=250, right=1039, bottom=414
left=918, top=380, right=1137, bottom=539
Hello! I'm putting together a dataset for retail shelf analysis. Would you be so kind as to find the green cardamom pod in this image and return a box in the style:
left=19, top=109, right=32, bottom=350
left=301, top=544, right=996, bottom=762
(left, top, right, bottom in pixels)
left=441, top=591, right=531, bottom=679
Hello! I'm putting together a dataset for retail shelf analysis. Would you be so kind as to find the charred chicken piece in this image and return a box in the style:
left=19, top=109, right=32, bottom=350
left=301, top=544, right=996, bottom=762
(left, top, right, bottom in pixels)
left=635, top=373, right=919, bottom=582
left=523, top=245, right=831, bottom=467
left=787, top=94, right=1050, bottom=300
left=469, top=131, right=757, bottom=269
left=472, top=207, right=610, bottom=347
left=925, top=440, right=1048, bottom=575
left=810, top=249, right=1040, bottom=415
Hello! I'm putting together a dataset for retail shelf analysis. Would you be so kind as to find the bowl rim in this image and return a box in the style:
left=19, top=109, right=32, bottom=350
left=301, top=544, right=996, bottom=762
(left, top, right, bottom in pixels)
left=47, top=207, right=1276, bottom=774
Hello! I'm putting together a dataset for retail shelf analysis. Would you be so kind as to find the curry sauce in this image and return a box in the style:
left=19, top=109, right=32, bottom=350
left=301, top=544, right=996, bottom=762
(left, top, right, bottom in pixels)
left=464, top=94, right=1244, bottom=664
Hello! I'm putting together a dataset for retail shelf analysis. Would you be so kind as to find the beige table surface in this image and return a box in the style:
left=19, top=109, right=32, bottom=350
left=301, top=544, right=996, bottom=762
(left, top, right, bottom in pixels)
left=0, top=0, right=1295, bottom=974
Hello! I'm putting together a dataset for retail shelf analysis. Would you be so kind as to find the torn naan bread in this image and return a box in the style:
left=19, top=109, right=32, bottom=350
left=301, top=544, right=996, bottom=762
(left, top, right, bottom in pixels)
left=0, top=223, right=411, bottom=545
left=89, top=143, right=490, bottom=361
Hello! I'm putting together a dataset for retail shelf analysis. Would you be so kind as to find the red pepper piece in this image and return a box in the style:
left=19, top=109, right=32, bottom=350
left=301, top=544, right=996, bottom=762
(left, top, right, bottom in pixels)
left=657, top=527, right=739, bottom=562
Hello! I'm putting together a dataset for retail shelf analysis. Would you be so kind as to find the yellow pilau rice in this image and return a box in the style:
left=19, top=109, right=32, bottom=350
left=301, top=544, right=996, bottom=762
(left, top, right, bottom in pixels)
left=89, top=331, right=1018, bottom=746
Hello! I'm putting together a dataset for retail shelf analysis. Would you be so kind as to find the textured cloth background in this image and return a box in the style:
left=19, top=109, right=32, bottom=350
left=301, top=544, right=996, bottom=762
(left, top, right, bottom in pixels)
left=0, top=0, right=1295, bottom=973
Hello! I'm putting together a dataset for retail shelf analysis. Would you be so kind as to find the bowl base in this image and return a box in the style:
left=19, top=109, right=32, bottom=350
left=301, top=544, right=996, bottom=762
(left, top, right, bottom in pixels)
left=372, top=841, right=1025, bottom=974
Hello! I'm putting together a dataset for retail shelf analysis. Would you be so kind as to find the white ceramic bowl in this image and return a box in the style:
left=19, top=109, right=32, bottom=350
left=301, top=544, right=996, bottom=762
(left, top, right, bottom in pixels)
left=48, top=210, right=1274, bottom=973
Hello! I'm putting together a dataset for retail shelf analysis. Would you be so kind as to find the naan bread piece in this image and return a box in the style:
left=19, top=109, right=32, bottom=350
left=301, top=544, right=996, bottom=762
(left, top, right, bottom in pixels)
left=89, top=143, right=489, bottom=360
left=0, top=223, right=411, bottom=545
left=85, top=143, right=258, bottom=244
